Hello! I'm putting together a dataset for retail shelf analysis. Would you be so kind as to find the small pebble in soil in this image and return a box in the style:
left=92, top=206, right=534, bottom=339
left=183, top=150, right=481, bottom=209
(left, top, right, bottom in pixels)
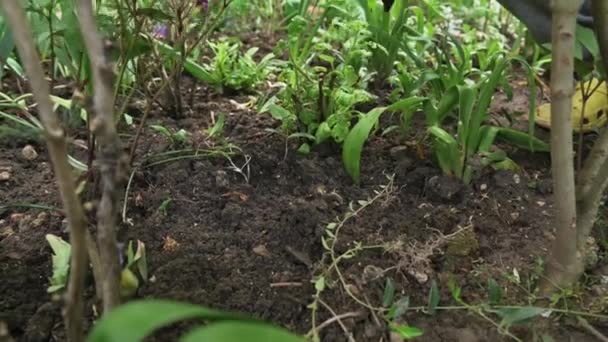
left=215, top=170, right=230, bottom=188
left=21, top=145, right=38, bottom=161
left=252, top=244, right=271, bottom=257
left=492, top=170, right=515, bottom=188
left=426, top=175, right=464, bottom=202
left=0, top=171, right=10, bottom=181
left=0, top=226, right=14, bottom=240
left=10, top=213, right=24, bottom=223
left=31, top=212, right=49, bottom=228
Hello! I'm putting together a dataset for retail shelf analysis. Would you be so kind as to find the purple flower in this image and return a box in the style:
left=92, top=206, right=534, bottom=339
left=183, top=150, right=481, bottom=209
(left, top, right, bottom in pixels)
left=152, top=24, right=169, bottom=39
left=196, top=0, right=208, bottom=10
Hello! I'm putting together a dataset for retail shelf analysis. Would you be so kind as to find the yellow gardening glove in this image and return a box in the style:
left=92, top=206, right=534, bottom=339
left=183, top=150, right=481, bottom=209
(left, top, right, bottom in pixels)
left=536, top=78, right=608, bottom=132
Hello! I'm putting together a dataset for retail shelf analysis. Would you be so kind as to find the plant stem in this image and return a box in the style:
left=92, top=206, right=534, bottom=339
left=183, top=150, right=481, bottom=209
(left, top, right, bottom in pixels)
left=540, top=0, right=585, bottom=295
left=0, top=1, right=89, bottom=340
left=76, top=0, right=127, bottom=313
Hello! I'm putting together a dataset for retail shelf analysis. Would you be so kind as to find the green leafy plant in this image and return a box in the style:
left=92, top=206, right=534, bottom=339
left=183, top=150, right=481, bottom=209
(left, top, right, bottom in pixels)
left=201, top=39, right=276, bottom=93
left=353, top=0, right=409, bottom=86
left=87, top=300, right=304, bottom=342
left=425, top=55, right=548, bottom=184
left=149, top=124, right=188, bottom=147
left=343, top=97, right=425, bottom=183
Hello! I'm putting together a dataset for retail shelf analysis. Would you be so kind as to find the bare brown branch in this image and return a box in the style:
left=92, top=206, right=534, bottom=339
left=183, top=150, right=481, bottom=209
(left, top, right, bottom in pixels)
left=0, top=0, right=89, bottom=340
left=575, top=0, right=608, bottom=248
left=76, top=0, right=128, bottom=312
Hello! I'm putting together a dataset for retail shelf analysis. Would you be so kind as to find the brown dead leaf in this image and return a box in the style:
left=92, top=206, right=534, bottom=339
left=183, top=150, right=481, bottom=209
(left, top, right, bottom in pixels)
left=221, top=191, right=249, bottom=202
left=252, top=244, right=271, bottom=257
left=162, top=235, right=179, bottom=252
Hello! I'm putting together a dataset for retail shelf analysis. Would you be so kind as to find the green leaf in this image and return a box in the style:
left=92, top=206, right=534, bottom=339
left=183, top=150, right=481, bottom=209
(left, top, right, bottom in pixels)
left=133, top=240, right=148, bottom=282
left=315, top=121, right=332, bottom=144
left=180, top=321, right=304, bottom=342
left=87, top=300, right=251, bottom=342
left=428, top=126, right=462, bottom=177
left=386, top=297, right=410, bottom=320
left=488, top=278, right=502, bottom=305
left=448, top=279, right=461, bottom=301
left=0, top=24, right=15, bottom=79
left=477, top=126, right=499, bottom=153
left=495, top=306, right=547, bottom=329
left=427, top=280, right=440, bottom=315
left=382, top=277, right=395, bottom=307
left=267, top=104, right=293, bottom=121
left=123, top=113, right=133, bottom=125
left=428, top=86, right=459, bottom=126
left=207, top=113, right=226, bottom=138
left=297, top=143, right=311, bottom=154
left=575, top=25, right=600, bottom=60
left=149, top=124, right=171, bottom=138
left=388, top=96, right=426, bottom=113
left=342, top=106, right=387, bottom=184
left=389, top=323, right=424, bottom=339
left=154, top=39, right=214, bottom=83
left=45, top=234, right=71, bottom=293
left=496, top=127, right=550, bottom=152
left=458, top=85, right=478, bottom=152
left=315, top=277, right=325, bottom=292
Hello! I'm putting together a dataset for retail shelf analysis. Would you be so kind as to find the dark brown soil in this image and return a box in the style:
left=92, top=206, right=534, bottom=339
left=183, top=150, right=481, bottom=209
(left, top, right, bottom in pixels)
left=1, top=57, right=608, bottom=342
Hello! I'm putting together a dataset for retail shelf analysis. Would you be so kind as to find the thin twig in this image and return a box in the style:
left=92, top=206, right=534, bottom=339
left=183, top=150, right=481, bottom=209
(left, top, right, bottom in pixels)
left=269, top=282, right=303, bottom=287
left=307, top=311, right=362, bottom=338
left=577, top=316, right=608, bottom=342
left=318, top=299, right=356, bottom=342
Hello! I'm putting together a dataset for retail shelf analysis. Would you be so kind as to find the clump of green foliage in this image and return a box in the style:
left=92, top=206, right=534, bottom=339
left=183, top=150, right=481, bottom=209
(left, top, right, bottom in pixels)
left=202, top=39, right=277, bottom=93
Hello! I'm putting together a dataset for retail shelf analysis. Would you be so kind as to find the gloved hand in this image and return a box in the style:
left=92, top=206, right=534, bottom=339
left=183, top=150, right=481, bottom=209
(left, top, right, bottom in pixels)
left=496, top=0, right=593, bottom=45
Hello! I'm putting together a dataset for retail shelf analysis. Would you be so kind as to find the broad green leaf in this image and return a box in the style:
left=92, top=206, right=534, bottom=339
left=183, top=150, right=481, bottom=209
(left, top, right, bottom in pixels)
left=149, top=125, right=171, bottom=137
left=477, top=126, right=499, bottom=153
left=382, top=277, right=395, bottom=307
left=428, top=126, right=462, bottom=177
left=388, top=96, right=426, bottom=113
left=267, top=104, right=293, bottom=121
left=154, top=39, right=214, bottom=83
left=315, top=122, right=332, bottom=144
left=466, top=56, right=510, bottom=156
left=458, top=85, right=477, bottom=152
left=428, top=86, right=459, bottom=126
left=342, top=106, right=387, bottom=184
left=390, top=323, right=424, bottom=339
left=315, top=277, right=325, bottom=292
left=45, top=234, right=71, bottom=293
left=87, top=300, right=251, bottom=342
left=496, top=128, right=550, bottom=152
left=181, top=321, right=305, bottom=342
left=495, top=306, right=547, bottom=329
left=575, top=25, right=599, bottom=60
